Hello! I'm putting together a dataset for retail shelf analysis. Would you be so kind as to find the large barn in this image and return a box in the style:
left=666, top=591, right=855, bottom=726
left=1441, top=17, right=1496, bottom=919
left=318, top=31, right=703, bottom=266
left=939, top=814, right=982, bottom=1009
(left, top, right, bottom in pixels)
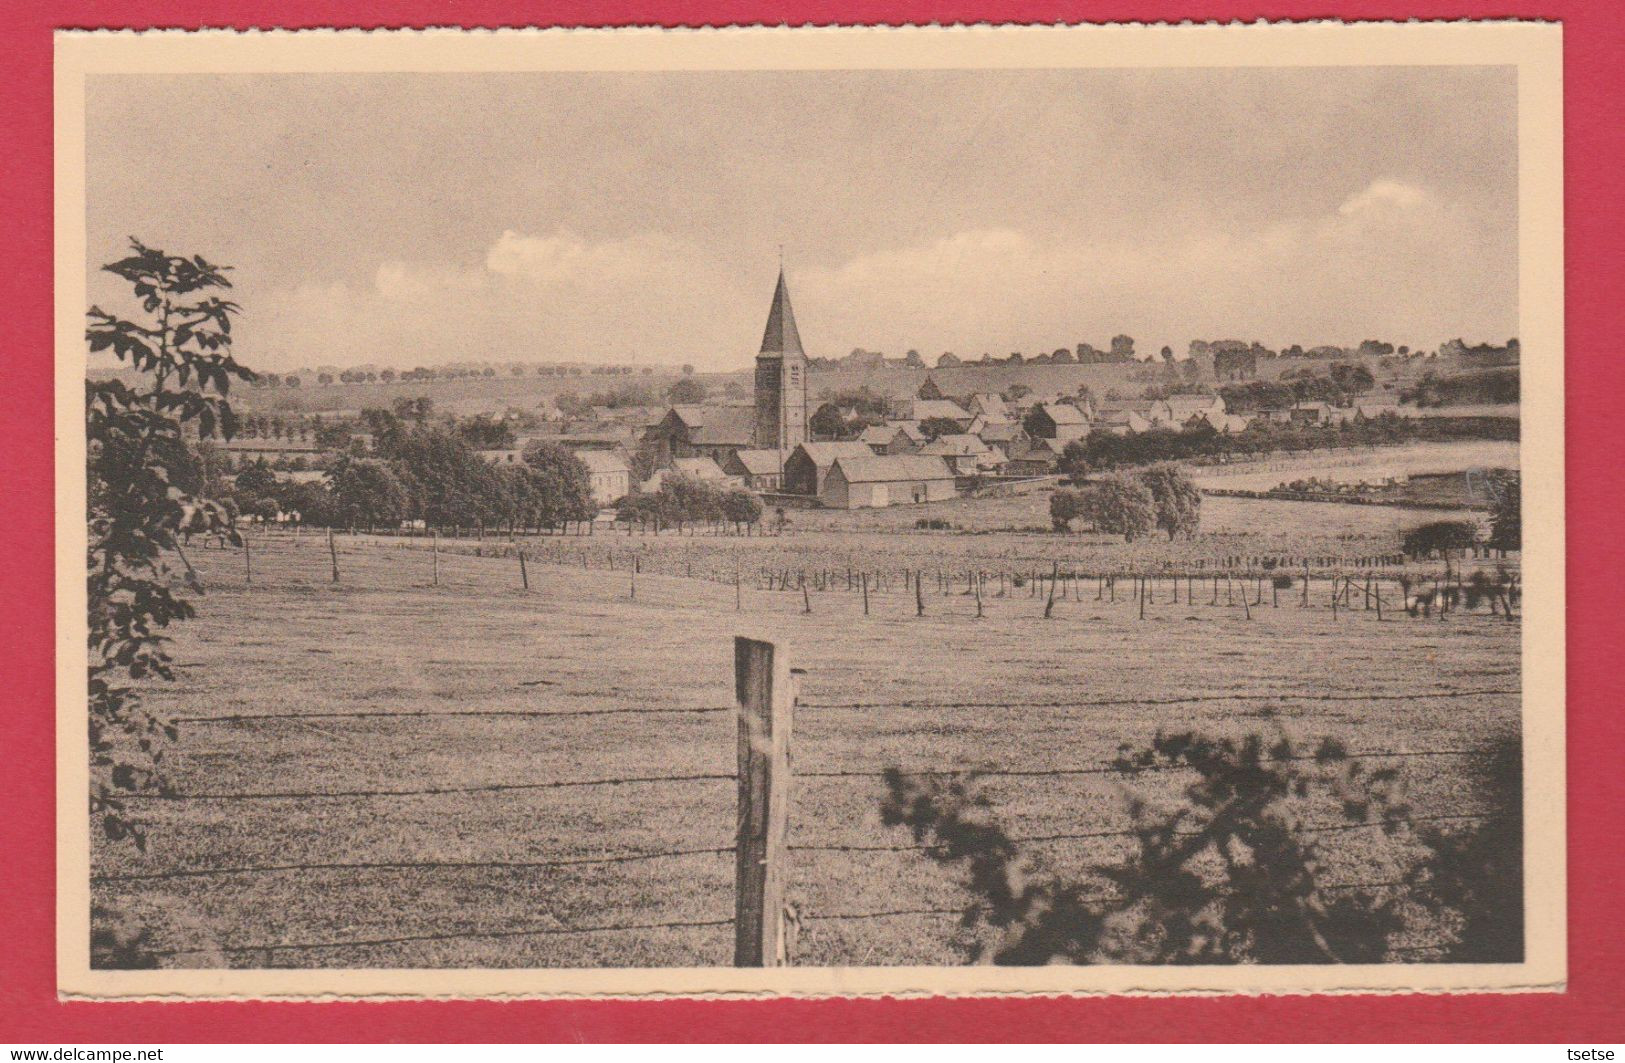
left=820, top=455, right=957, bottom=509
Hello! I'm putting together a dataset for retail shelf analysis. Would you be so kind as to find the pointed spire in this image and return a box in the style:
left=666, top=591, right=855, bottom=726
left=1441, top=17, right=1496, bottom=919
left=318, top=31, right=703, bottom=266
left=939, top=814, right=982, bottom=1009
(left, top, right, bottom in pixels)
left=759, top=268, right=805, bottom=359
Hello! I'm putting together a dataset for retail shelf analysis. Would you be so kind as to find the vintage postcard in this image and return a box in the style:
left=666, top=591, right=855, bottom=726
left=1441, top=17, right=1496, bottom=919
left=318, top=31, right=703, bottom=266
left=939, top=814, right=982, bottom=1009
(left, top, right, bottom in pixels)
left=56, top=22, right=1564, bottom=999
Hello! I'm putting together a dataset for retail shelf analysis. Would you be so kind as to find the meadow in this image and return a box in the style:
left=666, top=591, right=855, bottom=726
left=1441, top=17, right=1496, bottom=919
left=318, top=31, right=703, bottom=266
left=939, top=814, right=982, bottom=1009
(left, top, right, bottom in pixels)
left=94, top=529, right=1521, bottom=968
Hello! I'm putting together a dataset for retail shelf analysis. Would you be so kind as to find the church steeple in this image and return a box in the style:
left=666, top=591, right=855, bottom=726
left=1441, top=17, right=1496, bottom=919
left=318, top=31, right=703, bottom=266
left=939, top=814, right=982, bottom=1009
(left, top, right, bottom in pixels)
left=753, top=266, right=809, bottom=451
left=758, top=268, right=805, bottom=359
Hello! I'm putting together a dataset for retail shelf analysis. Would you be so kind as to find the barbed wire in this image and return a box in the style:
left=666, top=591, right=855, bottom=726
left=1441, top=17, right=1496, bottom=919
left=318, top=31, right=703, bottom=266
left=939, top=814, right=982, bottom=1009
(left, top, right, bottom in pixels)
left=171, top=705, right=734, bottom=725
left=797, top=689, right=1519, bottom=711
left=92, top=845, right=736, bottom=885
left=124, top=771, right=735, bottom=802
left=791, top=812, right=1490, bottom=854
left=797, top=748, right=1495, bottom=781
left=149, top=915, right=735, bottom=959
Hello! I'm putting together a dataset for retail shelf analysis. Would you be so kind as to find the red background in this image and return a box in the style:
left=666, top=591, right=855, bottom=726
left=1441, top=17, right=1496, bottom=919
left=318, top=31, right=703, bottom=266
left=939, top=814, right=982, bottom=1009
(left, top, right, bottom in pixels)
left=3, top=0, right=1621, bottom=1043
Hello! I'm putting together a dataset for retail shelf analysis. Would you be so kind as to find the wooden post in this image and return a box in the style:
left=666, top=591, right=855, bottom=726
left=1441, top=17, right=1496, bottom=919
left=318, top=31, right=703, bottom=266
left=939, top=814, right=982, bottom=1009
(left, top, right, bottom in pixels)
left=519, top=549, right=529, bottom=590
left=1044, top=561, right=1058, bottom=619
left=974, top=572, right=983, bottom=619
left=1138, top=576, right=1146, bottom=620
left=630, top=556, right=637, bottom=599
left=862, top=571, right=870, bottom=616
left=802, top=581, right=812, bottom=614
left=328, top=528, right=340, bottom=583
left=915, top=570, right=925, bottom=617
left=243, top=533, right=252, bottom=586
left=734, top=637, right=795, bottom=968
left=432, top=530, right=440, bottom=586
left=736, top=562, right=743, bottom=612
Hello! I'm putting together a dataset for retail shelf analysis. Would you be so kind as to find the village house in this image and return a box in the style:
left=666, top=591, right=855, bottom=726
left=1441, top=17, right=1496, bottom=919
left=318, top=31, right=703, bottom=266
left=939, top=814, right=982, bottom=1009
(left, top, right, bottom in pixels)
left=965, top=393, right=1014, bottom=424
left=1185, top=411, right=1253, bottom=434
left=639, top=404, right=757, bottom=467
left=857, top=422, right=924, bottom=456
left=782, top=441, right=876, bottom=496
left=1289, top=402, right=1337, bottom=427
left=919, top=432, right=1003, bottom=474
left=577, top=450, right=632, bottom=506
left=820, top=454, right=958, bottom=509
left=973, top=420, right=1028, bottom=454
left=722, top=448, right=787, bottom=491
left=642, top=454, right=734, bottom=492
left=1164, top=394, right=1228, bottom=424
left=1097, top=409, right=1153, bottom=435
left=1025, top=402, right=1091, bottom=443
left=888, top=397, right=973, bottom=429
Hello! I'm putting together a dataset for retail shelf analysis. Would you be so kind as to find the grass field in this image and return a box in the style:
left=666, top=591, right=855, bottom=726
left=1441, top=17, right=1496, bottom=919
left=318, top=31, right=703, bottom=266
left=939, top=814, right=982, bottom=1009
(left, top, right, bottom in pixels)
left=94, top=531, right=1521, bottom=968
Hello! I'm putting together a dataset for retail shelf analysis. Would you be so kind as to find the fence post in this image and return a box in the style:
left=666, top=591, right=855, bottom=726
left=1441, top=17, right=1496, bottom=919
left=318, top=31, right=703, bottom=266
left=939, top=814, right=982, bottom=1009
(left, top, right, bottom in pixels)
left=915, top=569, right=925, bottom=617
left=519, top=549, right=529, bottom=590
left=1044, top=561, right=1058, bottom=619
left=734, top=637, right=795, bottom=968
left=432, top=530, right=440, bottom=587
left=243, top=532, right=252, bottom=587
left=328, top=528, right=340, bottom=583
left=862, top=571, right=870, bottom=616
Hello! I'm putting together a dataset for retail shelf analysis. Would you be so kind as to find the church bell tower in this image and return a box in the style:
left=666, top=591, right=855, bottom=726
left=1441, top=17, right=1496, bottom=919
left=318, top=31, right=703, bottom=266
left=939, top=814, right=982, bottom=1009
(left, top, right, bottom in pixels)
left=753, top=268, right=809, bottom=451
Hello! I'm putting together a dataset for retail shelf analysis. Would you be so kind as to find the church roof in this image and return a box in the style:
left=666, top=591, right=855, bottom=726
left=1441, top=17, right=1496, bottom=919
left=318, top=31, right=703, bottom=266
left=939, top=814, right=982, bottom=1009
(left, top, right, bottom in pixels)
left=759, top=269, right=806, bottom=359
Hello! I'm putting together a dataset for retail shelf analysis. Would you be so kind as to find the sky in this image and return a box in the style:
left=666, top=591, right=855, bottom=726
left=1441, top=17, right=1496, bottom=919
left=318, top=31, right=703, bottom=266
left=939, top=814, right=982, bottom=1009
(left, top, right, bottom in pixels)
left=85, top=66, right=1518, bottom=372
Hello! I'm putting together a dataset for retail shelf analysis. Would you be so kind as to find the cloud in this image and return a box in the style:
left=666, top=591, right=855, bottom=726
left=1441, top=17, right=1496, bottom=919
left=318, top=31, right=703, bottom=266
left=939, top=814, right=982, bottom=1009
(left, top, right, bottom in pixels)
left=1338, top=179, right=1427, bottom=217
left=236, top=183, right=1512, bottom=372
left=793, top=182, right=1511, bottom=357
left=241, top=228, right=753, bottom=370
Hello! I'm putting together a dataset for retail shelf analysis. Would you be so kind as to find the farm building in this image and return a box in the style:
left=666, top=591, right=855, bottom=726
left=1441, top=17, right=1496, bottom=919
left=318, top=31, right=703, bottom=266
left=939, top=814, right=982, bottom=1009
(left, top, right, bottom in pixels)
left=642, top=455, right=734, bottom=492
left=722, top=448, right=787, bottom=491
left=640, top=404, right=756, bottom=467
left=1097, top=409, right=1152, bottom=435
left=888, top=397, right=973, bottom=429
left=919, top=433, right=1004, bottom=474
left=577, top=450, right=632, bottom=506
left=820, top=455, right=958, bottom=509
left=1026, top=402, right=1090, bottom=441
left=974, top=420, right=1028, bottom=452
left=1164, top=394, right=1228, bottom=423
left=783, top=441, right=877, bottom=496
left=221, top=437, right=326, bottom=463
left=857, top=423, right=924, bottom=455
left=965, top=393, right=1014, bottom=423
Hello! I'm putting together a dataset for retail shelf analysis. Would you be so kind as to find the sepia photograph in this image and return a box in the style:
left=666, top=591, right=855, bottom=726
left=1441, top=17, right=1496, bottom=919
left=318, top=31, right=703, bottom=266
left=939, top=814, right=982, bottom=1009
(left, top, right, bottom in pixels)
left=55, top=23, right=1565, bottom=999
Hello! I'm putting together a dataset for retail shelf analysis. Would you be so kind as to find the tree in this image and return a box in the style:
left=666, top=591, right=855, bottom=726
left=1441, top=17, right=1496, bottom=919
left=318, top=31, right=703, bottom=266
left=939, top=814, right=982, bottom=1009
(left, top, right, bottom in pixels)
left=455, top=414, right=517, bottom=450
left=918, top=416, right=962, bottom=442
left=380, top=369, right=396, bottom=382
left=1486, top=470, right=1520, bottom=551
left=1049, top=488, right=1083, bottom=532
left=1003, top=383, right=1032, bottom=401
left=85, top=240, right=253, bottom=852
left=720, top=489, right=764, bottom=530
left=681, top=364, right=695, bottom=375
left=879, top=731, right=1421, bottom=965
left=520, top=440, right=596, bottom=527
left=387, top=428, right=505, bottom=526
left=1111, top=334, right=1135, bottom=360
left=667, top=377, right=707, bottom=404
left=1402, top=520, right=1477, bottom=559
left=809, top=404, right=852, bottom=440
left=328, top=457, right=407, bottom=529
left=1137, top=464, right=1203, bottom=540
left=1056, top=441, right=1090, bottom=485
left=1078, top=474, right=1156, bottom=541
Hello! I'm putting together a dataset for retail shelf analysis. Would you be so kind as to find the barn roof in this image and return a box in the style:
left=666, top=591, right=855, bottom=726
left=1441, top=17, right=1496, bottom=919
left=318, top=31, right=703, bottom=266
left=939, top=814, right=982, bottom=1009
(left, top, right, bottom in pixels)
left=727, top=448, right=785, bottom=475
left=576, top=450, right=630, bottom=475
left=831, top=455, right=956, bottom=484
left=792, top=441, right=875, bottom=467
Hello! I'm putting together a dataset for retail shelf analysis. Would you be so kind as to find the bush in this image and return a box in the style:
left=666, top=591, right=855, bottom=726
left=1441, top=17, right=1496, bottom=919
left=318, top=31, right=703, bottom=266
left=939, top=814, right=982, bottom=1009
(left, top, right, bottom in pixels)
left=1077, top=474, right=1156, bottom=542
left=1402, top=520, right=1477, bottom=558
left=878, top=729, right=1523, bottom=965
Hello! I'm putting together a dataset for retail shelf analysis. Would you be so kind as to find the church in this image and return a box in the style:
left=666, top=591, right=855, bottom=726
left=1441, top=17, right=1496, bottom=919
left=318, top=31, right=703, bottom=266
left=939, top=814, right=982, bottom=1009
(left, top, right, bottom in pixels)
left=640, top=268, right=810, bottom=480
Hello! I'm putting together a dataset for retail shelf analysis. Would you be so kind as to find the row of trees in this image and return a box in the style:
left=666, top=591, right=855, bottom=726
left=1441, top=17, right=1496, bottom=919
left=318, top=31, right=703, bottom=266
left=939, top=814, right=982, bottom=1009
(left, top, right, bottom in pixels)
left=1056, top=414, right=1520, bottom=476
left=615, top=474, right=762, bottom=532
left=1050, top=465, right=1202, bottom=542
left=226, top=432, right=598, bottom=532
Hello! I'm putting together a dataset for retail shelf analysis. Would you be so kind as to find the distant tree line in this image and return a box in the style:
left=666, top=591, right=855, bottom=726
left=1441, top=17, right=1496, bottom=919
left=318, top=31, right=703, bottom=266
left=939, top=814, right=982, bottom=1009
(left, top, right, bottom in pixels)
left=615, top=473, right=762, bottom=533
left=1057, top=415, right=1519, bottom=477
